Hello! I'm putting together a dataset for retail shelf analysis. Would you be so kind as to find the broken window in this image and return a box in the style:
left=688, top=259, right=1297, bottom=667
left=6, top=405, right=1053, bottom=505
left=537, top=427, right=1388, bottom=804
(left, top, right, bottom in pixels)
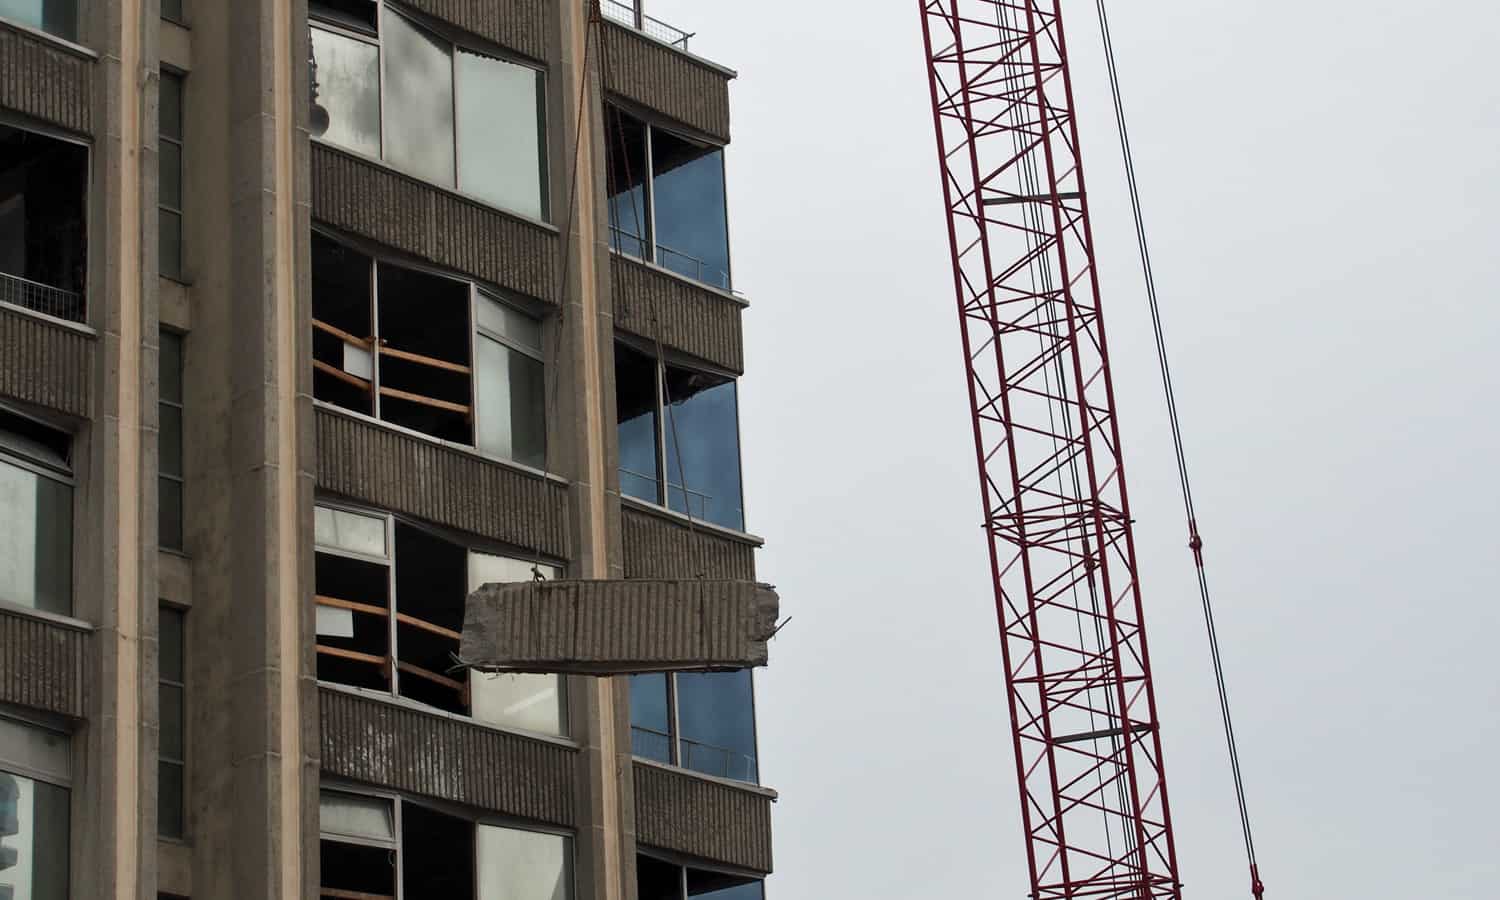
left=310, top=6, right=549, bottom=220
left=606, top=108, right=732, bottom=290
left=311, top=232, right=547, bottom=465
left=0, top=407, right=73, bottom=616
left=0, top=715, right=70, bottom=900
left=0, top=0, right=78, bottom=41
left=637, top=855, right=764, bottom=900
left=0, top=123, right=88, bottom=322
left=314, top=503, right=566, bottom=735
left=320, top=787, right=574, bottom=900
left=615, top=342, right=744, bottom=531
left=159, top=71, right=185, bottom=280
left=629, top=669, right=758, bottom=784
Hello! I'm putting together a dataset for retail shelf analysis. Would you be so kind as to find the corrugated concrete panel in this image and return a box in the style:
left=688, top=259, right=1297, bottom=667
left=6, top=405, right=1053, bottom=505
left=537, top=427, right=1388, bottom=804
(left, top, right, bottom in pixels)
left=602, top=23, right=732, bottom=144
left=0, top=608, right=89, bottom=719
left=0, top=21, right=93, bottom=135
left=612, top=254, right=744, bottom=374
left=621, top=504, right=756, bottom=581
left=319, top=687, right=576, bottom=827
left=462, top=579, right=779, bottom=673
left=310, top=143, right=561, bottom=304
left=633, top=762, right=773, bottom=873
left=315, top=406, right=571, bottom=559
left=0, top=305, right=91, bottom=417
left=402, top=0, right=552, bottom=62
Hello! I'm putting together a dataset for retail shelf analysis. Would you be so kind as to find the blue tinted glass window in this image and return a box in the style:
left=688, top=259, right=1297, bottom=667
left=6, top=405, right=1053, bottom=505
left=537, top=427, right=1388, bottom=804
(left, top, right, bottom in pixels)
left=650, top=129, right=730, bottom=290
left=629, top=673, right=671, bottom=764
left=664, top=370, right=742, bottom=531
left=615, top=344, right=660, bottom=504
left=675, top=670, right=757, bottom=783
left=607, top=109, right=650, bottom=260
left=689, top=876, right=764, bottom=900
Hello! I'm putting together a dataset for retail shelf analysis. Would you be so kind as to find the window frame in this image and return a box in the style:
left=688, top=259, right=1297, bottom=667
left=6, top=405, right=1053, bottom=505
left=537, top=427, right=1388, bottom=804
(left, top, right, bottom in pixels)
left=0, top=404, right=75, bottom=619
left=312, top=500, right=569, bottom=737
left=157, top=601, right=187, bottom=839
left=0, top=711, right=73, bottom=900
left=630, top=669, right=761, bottom=785
left=158, top=328, right=185, bottom=551
left=158, top=69, right=186, bottom=282
left=310, top=0, right=551, bottom=223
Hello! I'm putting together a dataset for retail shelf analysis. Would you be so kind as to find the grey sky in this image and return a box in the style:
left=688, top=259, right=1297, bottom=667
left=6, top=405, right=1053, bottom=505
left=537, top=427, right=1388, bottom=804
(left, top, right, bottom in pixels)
left=643, top=1, right=1500, bottom=897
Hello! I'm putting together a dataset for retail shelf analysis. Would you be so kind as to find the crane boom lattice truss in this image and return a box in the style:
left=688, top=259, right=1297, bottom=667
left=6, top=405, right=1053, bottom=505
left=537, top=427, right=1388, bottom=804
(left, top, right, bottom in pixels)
left=918, top=2, right=1184, bottom=897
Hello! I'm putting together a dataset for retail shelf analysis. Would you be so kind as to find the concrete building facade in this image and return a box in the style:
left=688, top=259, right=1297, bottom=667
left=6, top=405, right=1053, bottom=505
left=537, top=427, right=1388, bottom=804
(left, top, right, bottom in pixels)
left=0, top=1, right=772, bottom=898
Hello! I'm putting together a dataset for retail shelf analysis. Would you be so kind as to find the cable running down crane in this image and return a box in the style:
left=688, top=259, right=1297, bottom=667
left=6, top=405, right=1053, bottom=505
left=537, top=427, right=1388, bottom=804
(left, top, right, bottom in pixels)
left=917, top=2, right=1264, bottom=898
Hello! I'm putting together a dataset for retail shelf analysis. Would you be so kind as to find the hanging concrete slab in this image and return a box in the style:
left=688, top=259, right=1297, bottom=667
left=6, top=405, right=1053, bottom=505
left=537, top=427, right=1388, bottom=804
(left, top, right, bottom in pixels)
left=460, top=579, right=779, bottom=675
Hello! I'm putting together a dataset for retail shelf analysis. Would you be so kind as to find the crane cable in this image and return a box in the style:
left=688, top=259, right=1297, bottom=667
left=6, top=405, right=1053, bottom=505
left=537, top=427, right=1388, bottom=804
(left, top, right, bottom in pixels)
left=1090, top=2, right=1266, bottom=897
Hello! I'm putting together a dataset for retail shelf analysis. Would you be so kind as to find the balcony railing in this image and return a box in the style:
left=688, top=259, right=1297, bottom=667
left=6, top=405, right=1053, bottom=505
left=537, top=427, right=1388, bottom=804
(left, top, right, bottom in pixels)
left=600, top=0, right=694, bottom=52
left=0, top=271, right=84, bottom=324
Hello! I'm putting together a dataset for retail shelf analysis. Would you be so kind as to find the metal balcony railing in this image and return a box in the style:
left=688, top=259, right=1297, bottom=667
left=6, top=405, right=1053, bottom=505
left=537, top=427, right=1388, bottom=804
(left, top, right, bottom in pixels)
left=600, top=0, right=695, bottom=52
left=0, top=270, right=85, bottom=323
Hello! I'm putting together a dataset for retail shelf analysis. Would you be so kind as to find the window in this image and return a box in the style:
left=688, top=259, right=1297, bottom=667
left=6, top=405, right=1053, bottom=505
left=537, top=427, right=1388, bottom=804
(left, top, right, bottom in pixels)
left=313, top=503, right=566, bottom=736
left=606, top=108, right=731, bottom=290
left=0, top=0, right=77, bottom=41
left=309, top=4, right=549, bottom=220
left=0, top=409, right=72, bottom=616
left=158, top=604, right=185, bottom=838
left=0, top=716, right=70, bottom=900
left=320, top=788, right=573, bottom=900
left=0, top=123, right=88, bottom=322
left=159, top=330, right=184, bottom=550
left=161, top=0, right=183, bottom=23
left=159, top=71, right=185, bottom=280
left=637, top=855, right=763, bottom=900
left=311, top=233, right=547, bottom=467
left=629, top=669, right=758, bottom=784
left=615, top=343, right=743, bottom=531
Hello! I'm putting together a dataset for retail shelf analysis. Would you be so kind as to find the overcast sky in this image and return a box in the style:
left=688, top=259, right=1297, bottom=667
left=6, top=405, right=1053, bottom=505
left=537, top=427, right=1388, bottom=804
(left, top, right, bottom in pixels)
left=641, top=1, right=1500, bottom=897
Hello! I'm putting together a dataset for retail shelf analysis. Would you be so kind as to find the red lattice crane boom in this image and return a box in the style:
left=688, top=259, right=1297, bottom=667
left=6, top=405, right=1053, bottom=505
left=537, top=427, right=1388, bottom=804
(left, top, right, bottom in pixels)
left=917, top=2, right=1185, bottom=897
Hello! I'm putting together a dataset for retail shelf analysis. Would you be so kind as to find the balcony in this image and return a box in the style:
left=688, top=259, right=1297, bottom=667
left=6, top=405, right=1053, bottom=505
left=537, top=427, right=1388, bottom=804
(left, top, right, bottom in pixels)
left=600, top=0, right=694, bottom=52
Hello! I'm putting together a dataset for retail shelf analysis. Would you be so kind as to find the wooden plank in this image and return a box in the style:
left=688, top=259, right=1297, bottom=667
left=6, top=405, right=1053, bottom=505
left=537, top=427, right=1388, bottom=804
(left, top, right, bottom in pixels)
left=378, top=386, right=470, bottom=416
left=316, top=645, right=388, bottom=669
left=395, top=660, right=465, bottom=694
left=313, top=318, right=372, bottom=347
left=314, top=359, right=372, bottom=392
left=395, top=612, right=461, bottom=642
left=378, top=343, right=471, bottom=375
left=316, top=594, right=387, bottom=619
left=320, top=889, right=395, bottom=900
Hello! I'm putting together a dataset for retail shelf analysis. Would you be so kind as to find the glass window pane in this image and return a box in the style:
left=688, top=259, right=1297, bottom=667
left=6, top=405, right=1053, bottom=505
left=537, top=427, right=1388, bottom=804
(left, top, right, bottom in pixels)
left=0, top=0, right=76, bottom=41
left=508, top=347, right=546, bottom=470
left=158, top=476, right=183, bottom=553
left=161, top=0, right=183, bottom=21
left=468, top=554, right=564, bottom=736
left=0, top=771, right=70, bottom=900
left=383, top=12, right=455, bottom=186
left=158, top=760, right=184, bottom=839
left=614, top=344, right=659, bottom=504
left=0, top=717, right=70, bottom=783
left=160, top=605, right=184, bottom=683
left=628, top=673, right=671, bottom=765
left=476, top=293, right=542, bottom=353
left=0, top=461, right=71, bottom=615
left=314, top=505, right=387, bottom=558
left=159, top=683, right=184, bottom=760
left=159, top=208, right=183, bottom=281
left=311, top=27, right=381, bottom=158
left=663, top=371, right=743, bottom=531
left=675, top=670, right=757, bottom=783
left=160, top=332, right=183, bottom=404
left=474, top=335, right=512, bottom=460
left=159, top=404, right=183, bottom=477
left=477, top=825, right=571, bottom=900
left=650, top=131, right=730, bottom=290
left=455, top=49, right=545, bottom=219
left=160, top=74, right=183, bottom=142
left=319, top=790, right=395, bottom=843
left=606, top=109, right=650, bottom=260
left=159, top=141, right=182, bottom=210
left=688, top=875, right=763, bottom=900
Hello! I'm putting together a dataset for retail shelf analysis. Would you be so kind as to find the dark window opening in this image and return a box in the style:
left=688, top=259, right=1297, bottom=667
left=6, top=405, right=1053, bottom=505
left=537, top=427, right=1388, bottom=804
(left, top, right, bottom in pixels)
left=376, top=263, right=472, bottom=445
left=402, top=802, right=475, bottom=898
left=310, top=0, right=378, bottom=32
left=606, top=107, right=650, bottom=261
left=638, top=856, right=765, bottom=900
left=314, top=550, right=391, bottom=693
left=616, top=343, right=661, bottom=505
left=321, top=839, right=396, bottom=897
left=0, top=125, right=88, bottom=321
left=629, top=669, right=758, bottom=784
left=393, top=522, right=468, bottom=714
left=311, top=232, right=376, bottom=416
left=158, top=604, right=186, bottom=839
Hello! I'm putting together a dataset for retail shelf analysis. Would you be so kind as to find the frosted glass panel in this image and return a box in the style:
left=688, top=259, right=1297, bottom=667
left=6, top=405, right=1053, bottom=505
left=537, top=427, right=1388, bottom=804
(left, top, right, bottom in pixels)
left=319, top=791, right=395, bottom=843
left=477, top=825, right=571, bottom=900
left=468, top=554, right=564, bottom=736
left=384, top=12, right=455, bottom=186
left=456, top=49, right=545, bottom=219
left=311, top=27, right=381, bottom=158
left=0, top=459, right=70, bottom=615
left=315, top=506, right=387, bottom=558
left=475, top=335, right=514, bottom=460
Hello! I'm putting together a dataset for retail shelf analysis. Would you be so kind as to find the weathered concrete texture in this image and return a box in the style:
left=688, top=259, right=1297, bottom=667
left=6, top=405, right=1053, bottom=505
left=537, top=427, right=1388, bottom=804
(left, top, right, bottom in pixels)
left=403, top=0, right=553, bottom=63
left=612, top=254, right=745, bottom=374
left=320, top=687, right=578, bottom=827
left=0, top=20, right=93, bottom=135
left=0, top=608, right=88, bottom=718
left=633, top=761, right=774, bottom=874
left=462, top=578, right=778, bottom=674
left=0, top=305, right=92, bottom=417
left=315, top=405, right=572, bottom=559
left=311, top=143, right=562, bottom=304
left=601, top=23, right=733, bottom=144
left=621, top=503, right=757, bottom=581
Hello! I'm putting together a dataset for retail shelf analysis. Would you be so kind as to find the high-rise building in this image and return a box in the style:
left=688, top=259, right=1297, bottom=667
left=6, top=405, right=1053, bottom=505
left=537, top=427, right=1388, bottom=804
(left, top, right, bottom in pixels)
left=0, top=1, right=772, bottom=897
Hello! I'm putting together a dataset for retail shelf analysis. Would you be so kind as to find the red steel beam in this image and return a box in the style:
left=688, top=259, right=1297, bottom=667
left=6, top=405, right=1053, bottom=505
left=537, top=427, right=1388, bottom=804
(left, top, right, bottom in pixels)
left=917, top=2, right=1183, bottom=897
